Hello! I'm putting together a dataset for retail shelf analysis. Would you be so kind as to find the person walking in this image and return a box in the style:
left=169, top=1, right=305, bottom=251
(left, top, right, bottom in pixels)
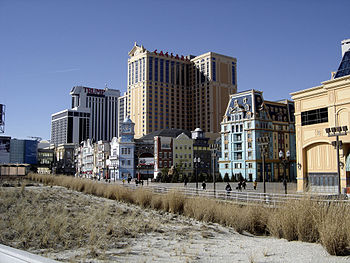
left=253, top=180, right=257, bottom=190
left=225, top=182, right=232, bottom=198
left=237, top=181, right=242, bottom=192
left=242, top=179, right=246, bottom=190
left=202, top=181, right=206, bottom=190
left=184, top=176, right=188, bottom=187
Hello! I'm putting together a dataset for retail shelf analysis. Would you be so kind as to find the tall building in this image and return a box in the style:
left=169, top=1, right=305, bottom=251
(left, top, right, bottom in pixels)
left=127, top=43, right=237, bottom=138
left=117, top=92, right=127, bottom=134
left=51, top=86, right=120, bottom=145
left=219, top=90, right=296, bottom=182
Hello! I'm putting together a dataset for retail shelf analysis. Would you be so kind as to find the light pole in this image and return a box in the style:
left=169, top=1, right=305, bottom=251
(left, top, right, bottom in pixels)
left=210, top=145, right=218, bottom=197
left=257, top=136, right=269, bottom=193
left=194, top=157, right=201, bottom=192
left=325, top=126, right=348, bottom=195
left=279, top=150, right=290, bottom=195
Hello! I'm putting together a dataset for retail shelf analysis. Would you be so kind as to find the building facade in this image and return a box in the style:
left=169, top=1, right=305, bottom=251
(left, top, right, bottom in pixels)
left=127, top=43, right=237, bottom=138
left=173, top=133, right=193, bottom=179
left=118, top=92, right=127, bottom=135
left=51, top=86, right=120, bottom=145
left=219, top=90, right=296, bottom=182
left=108, top=117, right=136, bottom=180
left=291, top=41, right=350, bottom=193
left=192, top=128, right=211, bottom=178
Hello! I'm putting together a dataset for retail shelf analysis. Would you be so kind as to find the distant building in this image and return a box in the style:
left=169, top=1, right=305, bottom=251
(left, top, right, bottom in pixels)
left=9, top=139, right=38, bottom=165
left=173, top=133, right=193, bottom=179
left=51, top=86, right=120, bottom=145
left=152, top=129, right=191, bottom=178
left=219, top=90, right=296, bottom=182
left=108, top=117, right=135, bottom=180
left=118, top=92, right=127, bottom=135
left=96, top=141, right=110, bottom=179
left=0, top=136, right=11, bottom=164
left=53, top=143, right=75, bottom=175
left=192, top=128, right=211, bottom=178
left=127, top=43, right=237, bottom=138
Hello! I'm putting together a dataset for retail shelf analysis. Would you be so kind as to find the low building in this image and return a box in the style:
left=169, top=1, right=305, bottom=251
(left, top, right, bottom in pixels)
left=96, top=140, right=110, bottom=179
left=107, top=117, right=135, bottom=180
left=173, top=132, right=193, bottom=179
left=291, top=40, right=350, bottom=193
left=219, top=90, right=296, bottom=182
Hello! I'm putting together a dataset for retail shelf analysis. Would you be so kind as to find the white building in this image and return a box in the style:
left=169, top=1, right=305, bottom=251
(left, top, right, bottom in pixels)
left=117, top=92, right=127, bottom=135
left=51, top=86, right=120, bottom=146
left=81, top=139, right=94, bottom=178
left=108, top=117, right=135, bottom=180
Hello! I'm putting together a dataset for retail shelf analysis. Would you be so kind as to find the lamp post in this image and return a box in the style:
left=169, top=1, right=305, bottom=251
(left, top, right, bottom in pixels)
left=210, top=145, right=218, bottom=197
left=194, top=157, right=201, bottom=192
left=279, top=150, right=290, bottom=195
left=325, top=126, right=348, bottom=195
left=257, top=136, right=270, bottom=193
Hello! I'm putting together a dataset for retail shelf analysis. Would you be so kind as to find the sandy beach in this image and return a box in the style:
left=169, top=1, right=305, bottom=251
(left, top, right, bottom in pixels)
left=1, top=184, right=349, bottom=263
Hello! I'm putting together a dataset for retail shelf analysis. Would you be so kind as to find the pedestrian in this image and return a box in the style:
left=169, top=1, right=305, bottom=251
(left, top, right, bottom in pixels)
left=242, top=179, right=246, bottom=190
left=237, top=181, right=242, bottom=191
left=202, top=181, right=206, bottom=190
left=253, top=180, right=257, bottom=190
left=127, top=176, right=131, bottom=184
left=184, top=176, right=188, bottom=187
left=225, top=182, right=232, bottom=198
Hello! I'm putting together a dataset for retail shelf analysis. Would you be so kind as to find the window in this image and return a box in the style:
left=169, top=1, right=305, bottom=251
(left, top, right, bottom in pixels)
left=301, top=107, right=328, bottom=126
left=149, top=57, right=153, bottom=80
left=160, top=59, right=164, bottom=82
left=155, top=58, right=158, bottom=81
left=127, top=160, right=131, bottom=166
left=232, top=62, right=236, bottom=85
left=165, top=60, right=169, bottom=83
left=212, top=61, right=216, bottom=81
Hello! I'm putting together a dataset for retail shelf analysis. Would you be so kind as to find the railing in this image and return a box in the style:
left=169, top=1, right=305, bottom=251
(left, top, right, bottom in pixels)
left=115, top=182, right=349, bottom=207
left=0, top=244, right=59, bottom=263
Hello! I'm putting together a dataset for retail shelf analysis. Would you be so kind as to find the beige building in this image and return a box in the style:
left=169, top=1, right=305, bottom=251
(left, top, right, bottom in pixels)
left=291, top=42, right=350, bottom=193
left=127, top=43, right=237, bottom=138
left=173, top=132, right=193, bottom=178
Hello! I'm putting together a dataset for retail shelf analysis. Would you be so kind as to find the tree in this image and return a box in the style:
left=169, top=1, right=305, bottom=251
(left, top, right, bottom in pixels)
left=223, top=173, right=230, bottom=182
left=216, top=173, right=223, bottom=182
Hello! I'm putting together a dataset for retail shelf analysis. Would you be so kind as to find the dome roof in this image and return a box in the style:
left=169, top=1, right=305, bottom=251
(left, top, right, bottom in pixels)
left=123, top=116, right=133, bottom=124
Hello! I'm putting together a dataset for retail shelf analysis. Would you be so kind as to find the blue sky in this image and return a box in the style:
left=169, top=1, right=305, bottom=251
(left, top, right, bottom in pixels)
left=1, top=0, right=349, bottom=140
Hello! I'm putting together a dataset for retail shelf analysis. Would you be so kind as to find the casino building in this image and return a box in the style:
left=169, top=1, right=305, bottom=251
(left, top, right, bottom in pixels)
left=127, top=43, right=237, bottom=138
left=291, top=39, right=350, bottom=193
left=51, top=86, right=120, bottom=145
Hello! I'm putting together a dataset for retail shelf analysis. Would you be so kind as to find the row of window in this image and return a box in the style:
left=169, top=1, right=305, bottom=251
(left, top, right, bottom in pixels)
left=121, top=148, right=131, bottom=155
left=129, top=58, right=145, bottom=85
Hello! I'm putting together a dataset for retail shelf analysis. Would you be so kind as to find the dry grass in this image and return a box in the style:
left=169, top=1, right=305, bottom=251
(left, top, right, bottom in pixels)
left=26, top=173, right=350, bottom=256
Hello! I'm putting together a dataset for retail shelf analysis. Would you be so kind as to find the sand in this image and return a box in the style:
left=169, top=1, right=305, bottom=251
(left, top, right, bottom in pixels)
left=1, top=184, right=349, bottom=263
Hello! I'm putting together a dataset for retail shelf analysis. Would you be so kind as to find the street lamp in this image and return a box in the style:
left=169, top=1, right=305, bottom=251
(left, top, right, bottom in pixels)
left=194, top=157, right=201, bottom=191
left=279, top=150, right=290, bottom=195
left=210, top=145, right=218, bottom=197
left=257, top=136, right=269, bottom=193
left=325, top=126, right=348, bottom=195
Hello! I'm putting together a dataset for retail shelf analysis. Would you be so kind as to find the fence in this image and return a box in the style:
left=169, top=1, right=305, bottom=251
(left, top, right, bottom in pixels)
left=115, top=181, right=349, bottom=207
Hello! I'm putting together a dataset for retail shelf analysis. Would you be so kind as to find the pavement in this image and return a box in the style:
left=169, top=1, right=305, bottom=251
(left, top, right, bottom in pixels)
left=125, top=180, right=298, bottom=194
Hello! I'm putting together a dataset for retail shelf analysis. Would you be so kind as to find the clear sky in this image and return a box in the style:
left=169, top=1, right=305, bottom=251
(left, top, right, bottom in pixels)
left=1, top=0, right=349, bottom=140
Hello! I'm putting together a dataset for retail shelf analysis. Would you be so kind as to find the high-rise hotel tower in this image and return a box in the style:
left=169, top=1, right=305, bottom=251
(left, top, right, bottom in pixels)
left=127, top=43, right=237, bottom=138
left=51, top=86, right=120, bottom=146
